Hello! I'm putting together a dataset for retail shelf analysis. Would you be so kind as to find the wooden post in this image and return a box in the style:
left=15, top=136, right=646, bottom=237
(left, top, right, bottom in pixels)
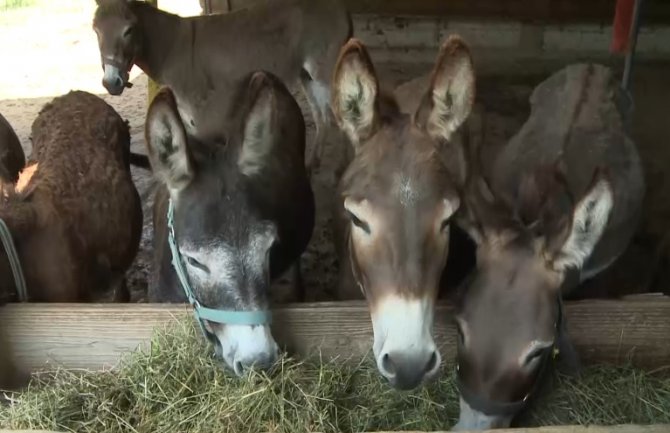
left=146, top=0, right=160, bottom=105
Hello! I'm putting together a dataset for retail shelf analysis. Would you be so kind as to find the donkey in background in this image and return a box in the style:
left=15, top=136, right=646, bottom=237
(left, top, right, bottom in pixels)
left=451, top=64, right=644, bottom=431
left=92, top=0, right=351, bottom=170
left=145, top=72, right=315, bottom=376
left=0, top=91, right=143, bottom=303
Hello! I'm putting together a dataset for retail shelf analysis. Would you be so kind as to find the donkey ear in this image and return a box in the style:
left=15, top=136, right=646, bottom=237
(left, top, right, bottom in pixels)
left=415, top=35, right=475, bottom=142
left=457, top=176, right=497, bottom=245
left=548, top=169, right=614, bottom=273
left=237, top=72, right=278, bottom=177
left=331, top=38, right=380, bottom=148
left=145, top=88, right=193, bottom=194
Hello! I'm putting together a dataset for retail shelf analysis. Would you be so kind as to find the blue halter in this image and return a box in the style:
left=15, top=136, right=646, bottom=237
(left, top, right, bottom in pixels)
left=166, top=199, right=272, bottom=341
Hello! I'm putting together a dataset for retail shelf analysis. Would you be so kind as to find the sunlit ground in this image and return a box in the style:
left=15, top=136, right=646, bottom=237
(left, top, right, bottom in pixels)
left=0, top=0, right=201, bottom=100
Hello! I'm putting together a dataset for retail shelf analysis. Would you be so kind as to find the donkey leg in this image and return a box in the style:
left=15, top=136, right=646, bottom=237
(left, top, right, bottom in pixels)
left=111, top=274, right=131, bottom=303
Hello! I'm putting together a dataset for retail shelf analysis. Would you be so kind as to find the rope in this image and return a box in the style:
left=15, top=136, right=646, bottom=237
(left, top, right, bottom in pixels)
left=0, top=217, right=27, bottom=302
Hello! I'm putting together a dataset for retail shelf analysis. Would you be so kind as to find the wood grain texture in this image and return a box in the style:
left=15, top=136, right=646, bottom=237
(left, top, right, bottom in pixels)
left=223, top=0, right=670, bottom=24
left=1, top=296, right=669, bottom=372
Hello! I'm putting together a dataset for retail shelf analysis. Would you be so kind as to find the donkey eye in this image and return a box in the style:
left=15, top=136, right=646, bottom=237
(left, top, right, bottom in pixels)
left=348, top=211, right=371, bottom=234
left=185, top=256, right=210, bottom=273
left=523, top=347, right=549, bottom=367
left=122, top=26, right=134, bottom=38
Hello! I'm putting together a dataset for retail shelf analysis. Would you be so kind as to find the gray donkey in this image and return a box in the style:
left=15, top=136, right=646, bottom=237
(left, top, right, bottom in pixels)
left=145, top=72, right=315, bottom=376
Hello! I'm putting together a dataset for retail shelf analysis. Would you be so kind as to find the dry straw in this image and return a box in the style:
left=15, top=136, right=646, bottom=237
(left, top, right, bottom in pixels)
left=1, top=318, right=668, bottom=433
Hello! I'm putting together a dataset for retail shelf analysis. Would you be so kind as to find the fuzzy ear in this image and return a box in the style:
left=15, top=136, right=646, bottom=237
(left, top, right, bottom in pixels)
left=549, top=169, right=614, bottom=272
left=331, top=38, right=380, bottom=148
left=237, top=72, right=278, bottom=177
left=415, top=35, right=475, bottom=142
left=145, top=88, right=193, bottom=194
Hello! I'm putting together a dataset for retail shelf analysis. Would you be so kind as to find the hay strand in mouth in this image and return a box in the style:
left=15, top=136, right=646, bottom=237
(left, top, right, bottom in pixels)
left=1, top=318, right=668, bottom=433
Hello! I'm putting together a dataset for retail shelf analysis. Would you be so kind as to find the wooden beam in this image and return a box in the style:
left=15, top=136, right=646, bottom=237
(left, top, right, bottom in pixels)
left=219, top=0, right=670, bottom=25
left=348, top=0, right=670, bottom=25
left=0, top=295, right=669, bottom=372
left=2, top=424, right=670, bottom=433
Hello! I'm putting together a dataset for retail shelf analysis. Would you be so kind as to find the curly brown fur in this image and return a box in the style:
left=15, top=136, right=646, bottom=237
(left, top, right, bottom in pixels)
left=0, top=91, right=142, bottom=302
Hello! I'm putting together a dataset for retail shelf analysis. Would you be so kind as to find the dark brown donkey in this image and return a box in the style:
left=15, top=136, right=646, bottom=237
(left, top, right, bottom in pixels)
left=331, top=36, right=476, bottom=390
left=0, top=91, right=143, bottom=302
left=92, top=0, right=351, bottom=169
left=146, top=72, right=314, bottom=376
left=451, top=64, right=644, bottom=431
left=0, top=112, right=24, bottom=184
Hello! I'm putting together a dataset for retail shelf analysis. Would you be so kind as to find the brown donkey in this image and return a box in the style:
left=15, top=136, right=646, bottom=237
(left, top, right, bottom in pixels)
left=0, top=112, right=24, bottom=184
left=452, top=64, right=644, bottom=430
left=92, top=0, right=351, bottom=169
left=0, top=91, right=143, bottom=302
left=331, top=36, right=475, bottom=390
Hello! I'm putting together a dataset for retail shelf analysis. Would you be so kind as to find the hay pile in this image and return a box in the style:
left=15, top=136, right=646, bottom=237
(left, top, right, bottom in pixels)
left=1, top=319, right=669, bottom=433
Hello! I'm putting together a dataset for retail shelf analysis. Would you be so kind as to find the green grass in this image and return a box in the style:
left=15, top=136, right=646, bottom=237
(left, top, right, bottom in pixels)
left=1, top=318, right=668, bottom=433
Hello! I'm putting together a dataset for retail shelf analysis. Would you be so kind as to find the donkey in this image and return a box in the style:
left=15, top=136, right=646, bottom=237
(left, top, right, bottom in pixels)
left=330, top=36, right=476, bottom=390
left=92, top=0, right=351, bottom=169
left=145, top=72, right=315, bottom=376
left=451, top=64, right=644, bottom=430
left=0, top=91, right=143, bottom=303
left=0, top=112, right=24, bottom=184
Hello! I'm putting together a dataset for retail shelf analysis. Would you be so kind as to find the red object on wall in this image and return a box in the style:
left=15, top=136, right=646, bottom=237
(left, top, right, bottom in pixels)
left=611, top=0, right=636, bottom=53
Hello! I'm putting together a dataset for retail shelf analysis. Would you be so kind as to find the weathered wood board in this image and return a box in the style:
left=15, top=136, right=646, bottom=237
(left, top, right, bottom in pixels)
left=219, top=0, right=670, bottom=25
left=1, top=295, right=669, bottom=372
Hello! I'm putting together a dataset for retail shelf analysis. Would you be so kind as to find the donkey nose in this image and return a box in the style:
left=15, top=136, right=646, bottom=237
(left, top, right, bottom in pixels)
left=102, top=76, right=124, bottom=95
left=232, top=348, right=279, bottom=376
left=378, top=349, right=441, bottom=390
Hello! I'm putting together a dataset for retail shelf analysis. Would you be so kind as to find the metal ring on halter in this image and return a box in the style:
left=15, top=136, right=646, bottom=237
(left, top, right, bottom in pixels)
left=455, top=295, right=563, bottom=417
left=166, top=200, right=272, bottom=343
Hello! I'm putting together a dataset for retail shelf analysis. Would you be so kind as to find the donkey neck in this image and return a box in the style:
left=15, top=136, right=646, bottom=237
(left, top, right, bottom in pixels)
left=132, top=2, right=185, bottom=84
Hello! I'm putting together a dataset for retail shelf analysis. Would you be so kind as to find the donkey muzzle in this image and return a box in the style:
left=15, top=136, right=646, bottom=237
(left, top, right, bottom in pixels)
left=102, top=64, right=130, bottom=95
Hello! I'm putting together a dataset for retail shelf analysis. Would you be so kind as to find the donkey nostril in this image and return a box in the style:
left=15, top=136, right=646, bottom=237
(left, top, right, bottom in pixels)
left=424, top=350, right=440, bottom=374
left=381, top=353, right=397, bottom=377
left=114, top=77, right=123, bottom=88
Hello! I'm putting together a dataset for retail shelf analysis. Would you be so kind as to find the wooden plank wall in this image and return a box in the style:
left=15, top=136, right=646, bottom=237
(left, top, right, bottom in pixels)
left=1, top=295, right=669, bottom=371
left=216, top=0, right=670, bottom=25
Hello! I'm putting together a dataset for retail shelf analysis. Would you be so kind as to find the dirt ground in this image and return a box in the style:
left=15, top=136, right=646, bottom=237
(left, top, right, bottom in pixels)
left=1, top=2, right=669, bottom=304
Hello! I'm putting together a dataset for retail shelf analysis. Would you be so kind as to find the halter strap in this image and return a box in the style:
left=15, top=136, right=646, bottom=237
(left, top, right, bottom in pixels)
left=0, top=218, right=27, bottom=302
left=455, top=295, right=564, bottom=417
left=166, top=200, right=272, bottom=338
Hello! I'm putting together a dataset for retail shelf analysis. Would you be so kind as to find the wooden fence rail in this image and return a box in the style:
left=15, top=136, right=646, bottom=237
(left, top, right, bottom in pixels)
left=1, top=295, right=669, bottom=371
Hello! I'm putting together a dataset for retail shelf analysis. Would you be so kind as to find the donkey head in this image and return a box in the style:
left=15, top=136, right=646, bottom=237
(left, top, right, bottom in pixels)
left=93, top=0, right=141, bottom=95
left=145, top=73, right=302, bottom=375
left=331, top=36, right=474, bottom=390
left=452, top=165, right=614, bottom=430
